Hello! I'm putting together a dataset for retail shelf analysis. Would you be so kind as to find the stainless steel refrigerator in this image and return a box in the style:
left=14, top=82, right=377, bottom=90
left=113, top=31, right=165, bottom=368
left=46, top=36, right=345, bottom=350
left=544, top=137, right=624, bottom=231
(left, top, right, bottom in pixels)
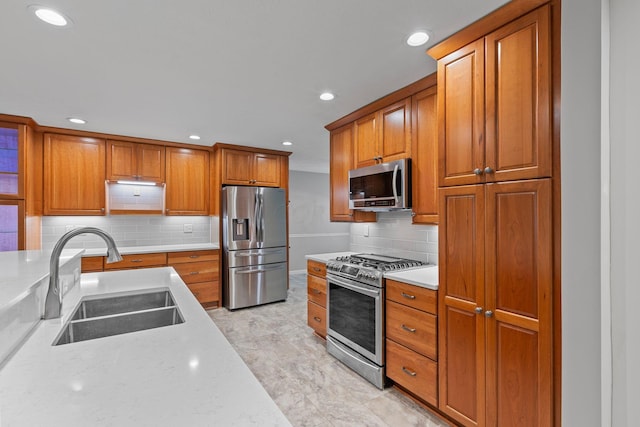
left=222, top=186, right=288, bottom=310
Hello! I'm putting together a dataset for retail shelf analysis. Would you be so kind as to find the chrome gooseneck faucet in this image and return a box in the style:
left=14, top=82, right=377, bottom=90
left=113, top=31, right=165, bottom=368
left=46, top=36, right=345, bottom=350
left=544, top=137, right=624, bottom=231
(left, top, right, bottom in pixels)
left=43, top=227, right=123, bottom=319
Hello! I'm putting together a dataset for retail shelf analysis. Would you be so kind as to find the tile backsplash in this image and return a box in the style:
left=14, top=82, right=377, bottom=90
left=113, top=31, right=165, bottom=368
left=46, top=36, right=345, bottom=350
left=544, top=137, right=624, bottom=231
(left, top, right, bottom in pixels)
left=350, top=211, right=438, bottom=265
left=41, top=216, right=218, bottom=251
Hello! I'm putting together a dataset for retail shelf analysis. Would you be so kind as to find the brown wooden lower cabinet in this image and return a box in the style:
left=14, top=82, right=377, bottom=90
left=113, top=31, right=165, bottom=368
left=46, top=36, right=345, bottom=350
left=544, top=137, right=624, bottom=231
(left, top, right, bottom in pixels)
left=80, top=249, right=221, bottom=307
left=306, top=259, right=327, bottom=338
left=438, top=179, right=553, bottom=427
left=168, top=250, right=220, bottom=307
left=385, top=278, right=439, bottom=408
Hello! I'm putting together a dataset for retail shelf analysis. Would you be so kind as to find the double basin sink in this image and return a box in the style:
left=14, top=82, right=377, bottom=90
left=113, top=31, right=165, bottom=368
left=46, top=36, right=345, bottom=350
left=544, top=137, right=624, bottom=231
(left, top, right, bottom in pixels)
left=54, top=289, right=184, bottom=345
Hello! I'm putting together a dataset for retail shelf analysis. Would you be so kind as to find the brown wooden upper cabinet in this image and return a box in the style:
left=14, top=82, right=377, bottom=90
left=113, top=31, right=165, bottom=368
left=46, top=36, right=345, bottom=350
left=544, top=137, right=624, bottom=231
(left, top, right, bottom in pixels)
left=165, top=147, right=209, bottom=215
left=221, top=148, right=281, bottom=187
left=410, top=86, right=439, bottom=224
left=106, top=140, right=165, bottom=183
left=44, top=134, right=106, bottom=215
left=354, top=98, right=411, bottom=168
left=329, top=124, right=376, bottom=222
left=437, top=6, right=551, bottom=187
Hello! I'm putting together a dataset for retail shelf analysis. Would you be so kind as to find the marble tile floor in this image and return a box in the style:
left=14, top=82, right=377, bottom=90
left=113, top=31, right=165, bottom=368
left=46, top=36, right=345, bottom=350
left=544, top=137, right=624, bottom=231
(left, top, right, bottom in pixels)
left=207, top=273, right=450, bottom=427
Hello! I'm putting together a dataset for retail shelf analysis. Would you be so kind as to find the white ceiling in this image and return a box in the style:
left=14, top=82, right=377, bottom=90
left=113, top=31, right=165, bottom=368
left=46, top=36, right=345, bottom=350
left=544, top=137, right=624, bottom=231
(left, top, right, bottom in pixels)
left=0, top=0, right=509, bottom=173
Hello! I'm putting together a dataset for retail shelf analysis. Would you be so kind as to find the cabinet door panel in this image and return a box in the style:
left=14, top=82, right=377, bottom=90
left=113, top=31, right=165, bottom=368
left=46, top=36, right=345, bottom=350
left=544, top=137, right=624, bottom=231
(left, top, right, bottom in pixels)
left=165, top=148, right=209, bottom=215
left=221, top=149, right=252, bottom=185
left=380, top=98, right=411, bottom=161
left=485, top=6, right=551, bottom=181
left=485, top=178, right=553, bottom=427
left=354, top=113, right=378, bottom=168
left=137, top=144, right=165, bottom=182
left=253, top=153, right=281, bottom=187
left=329, top=124, right=376, bottom=222
left=106, top=140, right=136, bottom=181
left=439, top=184, right=485, bottom=426
left=440, top=303, right=484, bottom=426
left=438, top=39, right=485, bottom=187
left=440, top=185, right=484, bottom=303
left=411, top=86, right=439, bottom=223
left=44, top=134, right=105, bottom=215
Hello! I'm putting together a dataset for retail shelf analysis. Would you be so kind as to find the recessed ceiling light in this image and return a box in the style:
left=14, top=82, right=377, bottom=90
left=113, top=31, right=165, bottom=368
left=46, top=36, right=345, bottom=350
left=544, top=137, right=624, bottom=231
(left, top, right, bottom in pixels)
left=282, top=141, right=293, bottom=146
left=67, top=117, right=86, bottom=124
left=406, top=31, right=430, bottom=47
left=320, top=92, right=335, bottom=101
left=29, top=5, right=70, bottom=27
left=189, top=135, right=201, bottom=140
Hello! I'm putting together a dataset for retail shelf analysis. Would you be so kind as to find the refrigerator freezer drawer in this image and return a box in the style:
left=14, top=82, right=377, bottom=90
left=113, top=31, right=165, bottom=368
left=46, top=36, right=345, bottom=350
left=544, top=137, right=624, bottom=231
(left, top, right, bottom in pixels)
left=227, top=247, right=287, bottom=268
left=224, top=262, right=288, bottom=309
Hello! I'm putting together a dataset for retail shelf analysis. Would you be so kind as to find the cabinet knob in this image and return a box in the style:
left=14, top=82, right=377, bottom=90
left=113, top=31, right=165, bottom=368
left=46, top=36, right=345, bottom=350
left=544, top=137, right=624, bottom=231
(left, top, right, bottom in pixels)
left=473, top=168, right=483, bottom=176
left=474, top=307, right=483, bottom=314
left=484, top=166, right=494, bottom=174
left=485, top=310, right=494, bottom=318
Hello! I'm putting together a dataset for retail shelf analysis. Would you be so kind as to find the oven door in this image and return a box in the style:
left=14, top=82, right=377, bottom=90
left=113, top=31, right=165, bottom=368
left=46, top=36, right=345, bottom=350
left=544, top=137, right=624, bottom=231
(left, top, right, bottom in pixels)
left=326, top=274, right=383, bottom=365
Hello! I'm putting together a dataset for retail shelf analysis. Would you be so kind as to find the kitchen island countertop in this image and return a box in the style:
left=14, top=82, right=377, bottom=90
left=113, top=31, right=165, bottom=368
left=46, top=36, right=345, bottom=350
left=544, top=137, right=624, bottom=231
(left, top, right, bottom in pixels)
left=0, top=267, right=291, bottom=427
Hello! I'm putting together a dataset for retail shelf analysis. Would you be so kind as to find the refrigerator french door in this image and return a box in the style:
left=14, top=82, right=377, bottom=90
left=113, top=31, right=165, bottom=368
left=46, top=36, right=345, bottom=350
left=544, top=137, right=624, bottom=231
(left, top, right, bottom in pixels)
left=222, top=186, right=288, bottom=309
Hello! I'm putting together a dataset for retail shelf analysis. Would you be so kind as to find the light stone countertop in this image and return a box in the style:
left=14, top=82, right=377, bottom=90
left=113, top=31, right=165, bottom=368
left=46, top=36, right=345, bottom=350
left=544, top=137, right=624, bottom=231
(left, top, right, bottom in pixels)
left=0, top=249, right=83, bottom=310
left=384, top=265, right=439, bottom=290
left=0, top=267, right=291, bottom=427
left=82, top=242, right=219, bottom=257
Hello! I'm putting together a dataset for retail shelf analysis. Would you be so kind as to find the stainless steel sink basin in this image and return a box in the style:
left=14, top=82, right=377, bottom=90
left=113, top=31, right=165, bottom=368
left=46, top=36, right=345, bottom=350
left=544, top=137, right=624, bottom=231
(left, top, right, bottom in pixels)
left=53, top=289, right=184, bottom=345
left=70, top=290, right=177, bottom=320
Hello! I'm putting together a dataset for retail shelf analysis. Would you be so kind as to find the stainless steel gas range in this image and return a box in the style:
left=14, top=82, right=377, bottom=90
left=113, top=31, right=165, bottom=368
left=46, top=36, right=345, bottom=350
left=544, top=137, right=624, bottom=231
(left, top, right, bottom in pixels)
left=325, top=253, right=426, bottom=389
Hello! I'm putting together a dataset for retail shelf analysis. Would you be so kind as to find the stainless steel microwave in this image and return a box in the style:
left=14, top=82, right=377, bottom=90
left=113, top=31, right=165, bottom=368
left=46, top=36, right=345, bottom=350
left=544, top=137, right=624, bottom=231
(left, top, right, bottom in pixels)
left=348, top=158, right=411, bottom=211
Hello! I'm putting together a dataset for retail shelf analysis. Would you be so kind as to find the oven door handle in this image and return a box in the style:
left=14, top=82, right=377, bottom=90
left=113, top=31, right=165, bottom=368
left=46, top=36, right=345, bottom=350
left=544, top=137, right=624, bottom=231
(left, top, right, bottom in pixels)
left=327, top=336, right=380, bottom=370
left=327, top=275, right=379, bottom=298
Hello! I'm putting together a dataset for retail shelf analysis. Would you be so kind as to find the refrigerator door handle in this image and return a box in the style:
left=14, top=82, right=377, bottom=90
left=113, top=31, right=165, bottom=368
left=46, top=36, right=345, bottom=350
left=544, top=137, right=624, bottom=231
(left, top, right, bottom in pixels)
left=257, top=192, right=265, bottom=242
left=235, top=264, right=285, bottom=274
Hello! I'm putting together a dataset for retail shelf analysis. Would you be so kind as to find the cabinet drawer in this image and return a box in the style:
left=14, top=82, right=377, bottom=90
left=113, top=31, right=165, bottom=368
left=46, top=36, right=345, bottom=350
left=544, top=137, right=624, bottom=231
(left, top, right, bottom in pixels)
left=307, top=274, right=327, bottom=307
left=104, top=252, right=167, bottom=270
left=386, top=339, right=438, bottom=406
left=171, top=260, right=219, bottom=285
left=167, top=250, right=219, bottom=264
left=81, top=256, right=103, bottom=273
left=187, top=280, right=219, bottom=304
left=307, top=300, right=326, bottom=338
left=386, top=300, right=437, bottom=360
left=307, top=260, right=326, bottom=278
left=386, top=279, right=437, bottom=314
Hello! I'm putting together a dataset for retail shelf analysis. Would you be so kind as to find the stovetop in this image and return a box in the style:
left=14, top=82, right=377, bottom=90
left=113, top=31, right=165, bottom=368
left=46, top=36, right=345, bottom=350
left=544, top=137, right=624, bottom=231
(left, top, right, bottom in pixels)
left=326, top=253, right=427, bottom=287
left=333, top=253, right=425, bottom=271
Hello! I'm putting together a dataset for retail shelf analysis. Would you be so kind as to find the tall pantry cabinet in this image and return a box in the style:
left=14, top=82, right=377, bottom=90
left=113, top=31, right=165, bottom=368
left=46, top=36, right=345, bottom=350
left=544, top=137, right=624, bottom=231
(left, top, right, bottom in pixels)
left=430, top=3, right=556, bottom=427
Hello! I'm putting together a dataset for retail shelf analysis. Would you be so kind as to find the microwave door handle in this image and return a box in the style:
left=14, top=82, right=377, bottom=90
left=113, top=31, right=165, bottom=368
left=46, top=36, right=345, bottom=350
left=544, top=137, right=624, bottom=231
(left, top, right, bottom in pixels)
left=392, top=163, right=399, bottom=201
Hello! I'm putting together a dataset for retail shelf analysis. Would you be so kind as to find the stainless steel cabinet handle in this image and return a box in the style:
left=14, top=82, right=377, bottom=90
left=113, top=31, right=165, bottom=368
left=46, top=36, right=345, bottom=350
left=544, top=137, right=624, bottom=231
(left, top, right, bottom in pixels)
left=401, top=324, right=416, bottom=333
left=313, top=316, right=321, bottom=323
left=402, top=367, right=417, bottom=377
left=475, top=307, right=483, bottom=314
left=312, top=267, right=321, bottom=272
left=131, top=259, right=143, bottom=263
left=473, top=168, right=483, bottom=175
left=311, top=289, right=321, bottom=294
left=485, top=310, right=494, bottom=317
left=189, top=255, right=199, bottom=259
left=484, top=166, right=494, bottom=174
left=401, top=292, right=416, bottom=300
left=189, top=271, right=199, bottom=275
